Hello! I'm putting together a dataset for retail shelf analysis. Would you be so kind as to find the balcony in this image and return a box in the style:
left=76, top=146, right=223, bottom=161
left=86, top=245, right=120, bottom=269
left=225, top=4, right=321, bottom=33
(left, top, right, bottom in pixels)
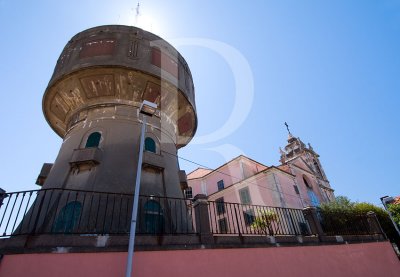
left=70, top=148, right=102, bottom=169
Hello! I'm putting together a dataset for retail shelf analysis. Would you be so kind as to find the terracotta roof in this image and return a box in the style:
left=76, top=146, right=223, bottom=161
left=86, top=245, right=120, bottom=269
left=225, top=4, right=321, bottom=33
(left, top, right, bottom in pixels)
left=187, top=155, right=268, bottom=180
left=266, top=166, right=295, bottom=177
left=277, top=164, right=291, bottom=174
left=187, top=168, right=213, bottom=179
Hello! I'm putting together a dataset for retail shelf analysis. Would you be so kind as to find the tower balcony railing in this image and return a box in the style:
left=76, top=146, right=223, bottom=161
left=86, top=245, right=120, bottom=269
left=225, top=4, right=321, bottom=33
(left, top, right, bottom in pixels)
left=0, top=188, right=194, bottom=237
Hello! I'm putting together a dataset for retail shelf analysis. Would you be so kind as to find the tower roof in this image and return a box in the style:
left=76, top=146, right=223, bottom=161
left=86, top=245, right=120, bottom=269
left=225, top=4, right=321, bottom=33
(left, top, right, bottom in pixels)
left=279, top=123, right=318, bottom=163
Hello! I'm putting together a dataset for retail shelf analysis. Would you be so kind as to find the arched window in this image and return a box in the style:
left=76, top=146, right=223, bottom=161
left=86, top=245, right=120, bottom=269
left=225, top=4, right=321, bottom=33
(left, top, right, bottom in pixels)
left=303, top=176, right=320, bottom=206
left=85, top=132, right=101, bottom=148
left=52, top=201, right=82, bottom=233
left=307, top=188, right=320, bottom=206
left=313, top=160, right=323, bottom=177
left=144, top=200, right=164, bottom=234
left=144, top=137, right=156, bottom=153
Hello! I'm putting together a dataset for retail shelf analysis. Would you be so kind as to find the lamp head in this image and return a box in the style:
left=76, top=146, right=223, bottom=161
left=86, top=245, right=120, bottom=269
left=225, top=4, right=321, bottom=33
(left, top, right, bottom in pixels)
left=140, top=100, right=157, bottom=116
left=381, top=196, right=394, bottom=204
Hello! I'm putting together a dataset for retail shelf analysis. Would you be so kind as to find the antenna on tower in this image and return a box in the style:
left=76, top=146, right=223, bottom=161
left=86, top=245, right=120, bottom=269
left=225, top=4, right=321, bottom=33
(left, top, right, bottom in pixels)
left=134, top=2, right=140, bottom=26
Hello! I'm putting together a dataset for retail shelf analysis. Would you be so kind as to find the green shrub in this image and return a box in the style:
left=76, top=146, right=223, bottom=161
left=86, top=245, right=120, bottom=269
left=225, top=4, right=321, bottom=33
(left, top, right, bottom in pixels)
left=251, top=210, right=278, bottom=236
left=320, top=196, right=399, bottom=246
left=387, top=203, right=400, bottom=226
left=320, top=196, right=354, bottom=212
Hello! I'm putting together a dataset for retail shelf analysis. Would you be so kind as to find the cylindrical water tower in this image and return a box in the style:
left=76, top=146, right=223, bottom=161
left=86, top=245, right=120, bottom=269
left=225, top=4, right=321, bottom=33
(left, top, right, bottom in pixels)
left=42, top=25, right=197, bottom=198
left=22, top=25, right=198, bottom=236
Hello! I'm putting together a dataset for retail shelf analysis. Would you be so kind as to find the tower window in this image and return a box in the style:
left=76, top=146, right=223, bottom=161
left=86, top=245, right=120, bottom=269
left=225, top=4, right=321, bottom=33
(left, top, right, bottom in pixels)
left=144, top=200, right=164, bottom=234
left=307, top=188, right=320, bottom=207
left=184, top=187, right=193, bottom=199
left=52, top=201, right=82, bottom=233
left=145, top=137, right=156, bottom=153
left=85, top=132, right=101, bottom=148
left=313, top=161, right=323, bottom=177
left=293, top=185, right=300, bottom=194
left=303, top=176, right=320, bottom=206
left=303, top=176, right=311, bottom=188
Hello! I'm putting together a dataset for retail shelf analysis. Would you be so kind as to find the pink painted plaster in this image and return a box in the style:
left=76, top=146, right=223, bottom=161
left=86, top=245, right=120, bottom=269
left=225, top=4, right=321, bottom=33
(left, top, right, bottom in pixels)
left=188, top=155, right=330, bottom=209
left=0, top=242, right=398, bottom=277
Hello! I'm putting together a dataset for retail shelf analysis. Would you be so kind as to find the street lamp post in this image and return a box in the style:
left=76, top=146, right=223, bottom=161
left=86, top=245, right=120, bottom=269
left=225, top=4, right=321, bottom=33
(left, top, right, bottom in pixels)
left=380, top=196, right=400, bottom=237
left=126, top=100, right=158, bottom=277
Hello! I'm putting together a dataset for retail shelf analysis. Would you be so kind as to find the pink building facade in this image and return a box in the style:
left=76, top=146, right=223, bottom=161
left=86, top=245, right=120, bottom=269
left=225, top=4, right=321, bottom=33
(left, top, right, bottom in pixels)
left=187, top=133, right=335, bottom=209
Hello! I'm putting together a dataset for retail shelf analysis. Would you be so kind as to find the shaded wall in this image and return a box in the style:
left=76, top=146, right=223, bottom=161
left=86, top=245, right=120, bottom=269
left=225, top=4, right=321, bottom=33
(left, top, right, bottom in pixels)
left=0, top=242, right=398, bottom=277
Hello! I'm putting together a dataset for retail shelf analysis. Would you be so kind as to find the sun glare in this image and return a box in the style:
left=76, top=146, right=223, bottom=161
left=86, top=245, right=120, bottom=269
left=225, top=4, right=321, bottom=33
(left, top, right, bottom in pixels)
left=117, top=7, right=165, bottom=37
left=136, top=14, right=154, bottom=31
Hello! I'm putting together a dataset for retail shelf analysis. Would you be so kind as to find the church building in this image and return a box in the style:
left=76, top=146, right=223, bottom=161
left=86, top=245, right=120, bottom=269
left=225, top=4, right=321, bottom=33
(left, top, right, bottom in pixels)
left=187, top=129, right=335, bottom=209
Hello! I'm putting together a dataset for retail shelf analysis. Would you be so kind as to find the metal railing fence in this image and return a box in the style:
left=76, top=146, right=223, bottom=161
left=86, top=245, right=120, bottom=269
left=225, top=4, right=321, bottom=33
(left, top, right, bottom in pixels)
left=0, top=188, right=194, bottom=237
left=0, top=188, right=381, bottom=238
left=208, top=201, right=311, bottom=236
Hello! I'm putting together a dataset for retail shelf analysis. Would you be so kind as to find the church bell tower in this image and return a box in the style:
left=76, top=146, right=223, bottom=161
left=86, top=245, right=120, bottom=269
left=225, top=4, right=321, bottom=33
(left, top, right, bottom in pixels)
left=279, top=123, right=334, bottom=203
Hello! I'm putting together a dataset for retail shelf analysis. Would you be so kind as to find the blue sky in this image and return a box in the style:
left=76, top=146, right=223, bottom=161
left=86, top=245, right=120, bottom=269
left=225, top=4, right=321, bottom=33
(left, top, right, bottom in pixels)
left=0, top=0, right=399, bottom=206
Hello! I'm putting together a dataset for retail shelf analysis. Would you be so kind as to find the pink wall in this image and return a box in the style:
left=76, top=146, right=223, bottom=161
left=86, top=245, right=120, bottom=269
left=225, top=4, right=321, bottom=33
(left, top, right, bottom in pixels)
left=242, top=158, right=267, bottom=179
left=188, top=178, right=203, bottom=196
left=188, top=156, right=268, bottom=198
left=290, top=160, right=327, bottom=206
left=1, top=242, right=398, bottom=277
left=275, top=171, right=303, bottom=208
left=249, top=173, right=279, bottom=206
left=188, top=156, right=330, bottom=210
left=188, top=161, right=242, bottom=197
left=202, top=159, right=243, bottom=195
